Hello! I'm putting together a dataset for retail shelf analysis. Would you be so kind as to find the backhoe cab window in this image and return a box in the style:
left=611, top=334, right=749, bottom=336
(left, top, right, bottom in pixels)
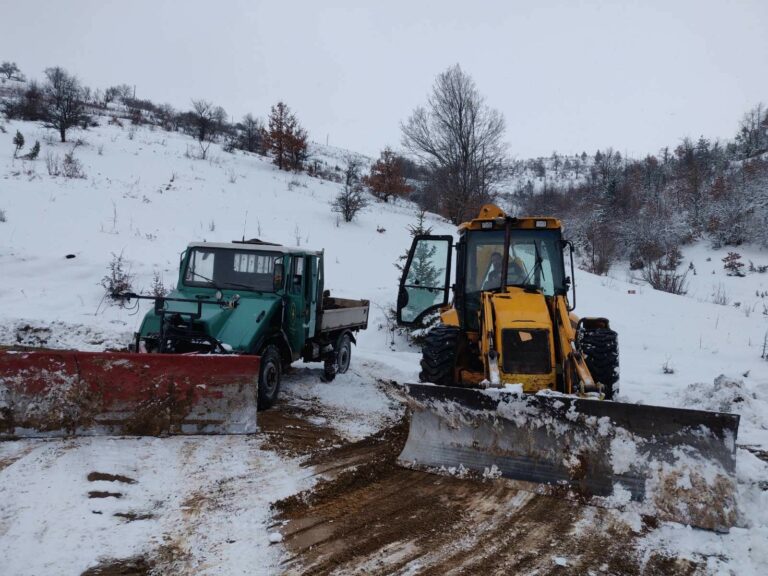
left=184, top=248, right=282, bottom=292
left=466, top=230, right=565, bottom=298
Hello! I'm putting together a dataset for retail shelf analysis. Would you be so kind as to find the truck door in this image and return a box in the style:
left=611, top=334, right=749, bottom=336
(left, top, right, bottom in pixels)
left=305, top=255, right=318, bottom=338
left=285, top=255, right=308, bottom=356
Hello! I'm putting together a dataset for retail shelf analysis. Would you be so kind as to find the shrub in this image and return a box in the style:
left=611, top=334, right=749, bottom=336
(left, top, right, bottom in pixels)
left=150, top=271, right=168, bottom=297
left=722, top=252, right=745, bottom=277
left=101, top=252, right=134, bottom=305
left=332, top=185, right=367, bottom=222
left=12, top=130, right=24, bottom=157
left=641, top=258, right=690, bottom=295
left=22, top=141, right=40, bottom=160
left=45, top=151, right=61, bottom=176
left=0, top=208, right=6, bottom=222
left=62, top=150, right=85, bottom=178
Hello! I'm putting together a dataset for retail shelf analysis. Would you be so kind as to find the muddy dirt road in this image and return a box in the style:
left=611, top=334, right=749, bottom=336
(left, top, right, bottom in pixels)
left=270, top=418, right=698, bottom=576
left=1, top=370, right=703, bottom=575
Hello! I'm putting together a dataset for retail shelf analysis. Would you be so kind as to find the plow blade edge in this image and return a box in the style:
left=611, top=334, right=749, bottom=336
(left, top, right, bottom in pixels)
left=0, top=350, right=260, bottom=437
left=399, top=383, right=740, bottom=532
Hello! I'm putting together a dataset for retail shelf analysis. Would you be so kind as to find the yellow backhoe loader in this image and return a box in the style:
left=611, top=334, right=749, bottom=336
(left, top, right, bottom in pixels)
left=396, top=204, right=740, bottom=531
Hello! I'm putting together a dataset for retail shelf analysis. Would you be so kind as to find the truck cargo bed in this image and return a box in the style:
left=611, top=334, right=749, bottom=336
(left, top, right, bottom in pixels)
left=320, top=297, right=369, bottom=333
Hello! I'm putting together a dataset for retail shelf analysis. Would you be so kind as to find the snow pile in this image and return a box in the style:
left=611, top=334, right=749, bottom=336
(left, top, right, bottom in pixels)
left=680, top=375, right=768, bottom=443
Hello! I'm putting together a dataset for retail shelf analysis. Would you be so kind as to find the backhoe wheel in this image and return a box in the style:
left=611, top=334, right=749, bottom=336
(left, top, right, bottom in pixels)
left=419, top=325, right=459, bottom=386
left=258, top=345, right=281, bottom=411
left=578, top=328, right=619, bottom=399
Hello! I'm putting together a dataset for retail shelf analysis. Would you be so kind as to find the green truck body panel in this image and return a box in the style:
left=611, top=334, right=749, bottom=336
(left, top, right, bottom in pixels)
left=136, top=242, right=369, bottom=363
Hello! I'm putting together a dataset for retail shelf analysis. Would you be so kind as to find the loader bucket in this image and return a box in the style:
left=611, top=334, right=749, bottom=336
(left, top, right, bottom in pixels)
left=0, top=350, right=260, bottom=437
left=398, top=383, right=741, bottom=532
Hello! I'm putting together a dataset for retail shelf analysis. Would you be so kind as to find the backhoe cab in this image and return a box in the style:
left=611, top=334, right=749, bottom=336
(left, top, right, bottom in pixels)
left=397, top=204, right=617, bottom=397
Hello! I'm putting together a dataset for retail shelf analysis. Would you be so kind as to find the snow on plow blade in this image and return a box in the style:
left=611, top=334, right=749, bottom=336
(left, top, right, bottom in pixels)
left=0, top=350, right=259, bottom=437
left=398, top=383, right=740, bottom=532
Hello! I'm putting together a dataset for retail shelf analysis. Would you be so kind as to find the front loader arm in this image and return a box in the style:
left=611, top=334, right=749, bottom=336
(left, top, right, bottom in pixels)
left=554, top=296, right=597, bottom=395
left=480, top=292, right=500, bottom=385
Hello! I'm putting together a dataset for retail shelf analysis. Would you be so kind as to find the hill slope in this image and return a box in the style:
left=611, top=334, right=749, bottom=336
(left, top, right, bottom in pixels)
left=1, top=119, right=767, bottom=575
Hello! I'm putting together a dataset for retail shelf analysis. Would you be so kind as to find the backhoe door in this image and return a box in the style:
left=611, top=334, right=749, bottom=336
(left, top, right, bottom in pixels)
left=397, top=235, right=453, bottom=326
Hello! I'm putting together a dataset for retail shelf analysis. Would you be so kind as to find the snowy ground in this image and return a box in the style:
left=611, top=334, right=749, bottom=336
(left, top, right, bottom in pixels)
left=1, top=118, right=768, bottom=574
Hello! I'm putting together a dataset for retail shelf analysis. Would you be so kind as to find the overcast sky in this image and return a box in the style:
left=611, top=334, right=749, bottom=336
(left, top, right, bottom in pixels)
left=1, top=0, right=766, bottom=158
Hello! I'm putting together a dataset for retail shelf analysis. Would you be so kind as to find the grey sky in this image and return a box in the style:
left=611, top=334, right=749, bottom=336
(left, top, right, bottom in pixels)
left=1, top=0, right=766, bottom=158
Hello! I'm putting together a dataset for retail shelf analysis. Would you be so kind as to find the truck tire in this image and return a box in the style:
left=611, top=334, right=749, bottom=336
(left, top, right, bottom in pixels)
left=419, top=325, right=459, bottom=386
left=336, top=333, right=352, bottom=375
left=578, top=328, right=619, bottom=399
left=258, top=345, right=282, bottom=411
left=322, top=351, right=337, bottom=382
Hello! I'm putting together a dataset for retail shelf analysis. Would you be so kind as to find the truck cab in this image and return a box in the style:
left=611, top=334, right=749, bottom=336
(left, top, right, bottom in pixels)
left=135, top=240, right=369, bottom=409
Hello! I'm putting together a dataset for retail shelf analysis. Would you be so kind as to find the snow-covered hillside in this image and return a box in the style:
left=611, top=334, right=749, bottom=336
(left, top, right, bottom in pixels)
left=1, top=118, right=768, bottom=575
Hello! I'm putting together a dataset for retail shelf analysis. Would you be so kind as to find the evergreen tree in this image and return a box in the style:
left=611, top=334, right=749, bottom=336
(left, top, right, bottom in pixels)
left=265, top=102, right=308, bottom=171
left=12, top=130, right=24, bottom=157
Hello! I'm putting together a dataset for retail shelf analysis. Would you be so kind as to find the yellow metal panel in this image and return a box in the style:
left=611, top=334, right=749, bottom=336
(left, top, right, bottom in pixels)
left=490, top=289, right=557, bottom=392
left=440, top=308, right=459, bottom=326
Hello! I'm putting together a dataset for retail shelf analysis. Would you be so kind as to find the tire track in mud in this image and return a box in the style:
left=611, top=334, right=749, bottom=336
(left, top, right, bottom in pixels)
left=273, top=419, right=700, bottom=576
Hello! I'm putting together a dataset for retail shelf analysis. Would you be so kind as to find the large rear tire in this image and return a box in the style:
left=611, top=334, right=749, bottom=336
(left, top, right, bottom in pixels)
left=258, top=345, right=282, bottom=411
left=419, top=325, right=459, bottom=386
left=578, top=328, right=619, bottom=399
left=336, top=333, right=352, bottom=374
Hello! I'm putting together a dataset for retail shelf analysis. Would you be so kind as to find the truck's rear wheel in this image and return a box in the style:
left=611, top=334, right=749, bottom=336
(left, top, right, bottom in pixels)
left=258, top=345, right=281, bottom=410
left=336, top=333, right=352, bottom=374
left=578, top=328, right=619, bottom=399
left=419, top=325, right=459, bottom=386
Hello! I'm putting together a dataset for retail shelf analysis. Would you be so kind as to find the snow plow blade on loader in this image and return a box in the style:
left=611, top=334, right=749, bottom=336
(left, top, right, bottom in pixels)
left=0, top=350, right=259, bottom=437
left=398, top=383, right=741, bottom=532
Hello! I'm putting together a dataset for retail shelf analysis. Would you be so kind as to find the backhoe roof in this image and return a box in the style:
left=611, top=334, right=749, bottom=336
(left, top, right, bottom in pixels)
left=458, top=204, right=562, bottom=233
left=187, top=242, right=322, bottom=256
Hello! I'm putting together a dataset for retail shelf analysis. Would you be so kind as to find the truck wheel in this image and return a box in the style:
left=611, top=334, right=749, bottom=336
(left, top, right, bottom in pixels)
left=419, top=325, right=459, bottom=386
left=336, top=333, right=352, bottom=374
left=258, top=345, right=281, bottom=411
left=323, top=352, right=337, bottom=382
left=578, top=328, right=619, bottom=399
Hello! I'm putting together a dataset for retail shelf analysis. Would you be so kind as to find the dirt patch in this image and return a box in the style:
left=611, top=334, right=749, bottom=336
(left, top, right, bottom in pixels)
left=259, top=401, right=343, bottom=458
left=88, top=471, right=137, bottom=484
left=113, top=512, right=154, bottom=522
left=88, top=491, right=122, bottom=499
left=80, top=556, right=152, bottom=576
left=273, top=417, right=699, bottom=576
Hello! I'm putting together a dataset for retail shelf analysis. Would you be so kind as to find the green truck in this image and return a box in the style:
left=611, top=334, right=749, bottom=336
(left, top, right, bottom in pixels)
left=128, top=239, right=369, bottom=409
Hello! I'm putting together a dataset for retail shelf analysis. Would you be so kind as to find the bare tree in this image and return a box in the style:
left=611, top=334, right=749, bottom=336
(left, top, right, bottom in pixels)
left=103, top=84, right=133, bottom=105
left=190, top=99, right=226, bottom=158
left=735, top=103, right=768, bottom=159
left=332, top=157, right=368, bottom=222
left=235, top=113, right=264, bottom=153
left=401, top=65, right=507, bottom=223
left=43, top=67, right=88, bottom=143
left=0, top=61, right=23, bottom=81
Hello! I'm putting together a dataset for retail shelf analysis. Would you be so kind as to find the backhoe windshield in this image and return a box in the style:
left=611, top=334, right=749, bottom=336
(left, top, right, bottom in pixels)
left=465, top=229, right=566, bottom=298
left=184, top=248, right=283, bottom=292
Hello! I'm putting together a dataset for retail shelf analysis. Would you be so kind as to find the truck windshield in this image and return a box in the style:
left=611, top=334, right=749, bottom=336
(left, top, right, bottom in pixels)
left=465, top=229, right=566, bottom=297
left=184, top=248, right=283, bottom=292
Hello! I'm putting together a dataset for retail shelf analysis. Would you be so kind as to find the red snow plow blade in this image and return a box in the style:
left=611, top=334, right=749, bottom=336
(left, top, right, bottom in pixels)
left=0, top=350, right=259, bottom=437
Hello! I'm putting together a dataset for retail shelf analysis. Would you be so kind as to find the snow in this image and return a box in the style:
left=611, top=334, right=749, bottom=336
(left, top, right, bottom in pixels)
left=0, top=436, right=313, bottom=575
left=1, top=117, right=768, bottom=573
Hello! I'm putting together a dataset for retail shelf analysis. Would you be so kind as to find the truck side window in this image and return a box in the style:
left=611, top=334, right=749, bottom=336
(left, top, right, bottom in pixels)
left=291, top=256, right=304, bottom=294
